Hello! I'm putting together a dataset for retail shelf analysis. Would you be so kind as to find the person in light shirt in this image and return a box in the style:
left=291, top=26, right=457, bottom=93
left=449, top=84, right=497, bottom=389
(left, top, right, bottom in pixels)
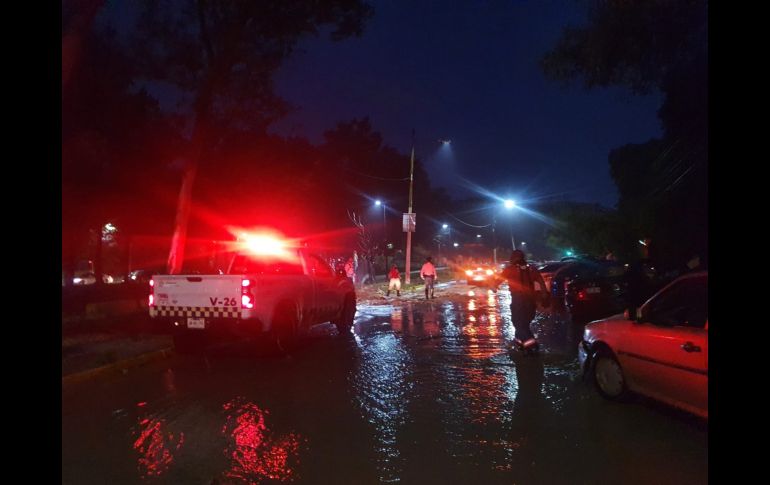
left=420, top=256, right=437, bottom=299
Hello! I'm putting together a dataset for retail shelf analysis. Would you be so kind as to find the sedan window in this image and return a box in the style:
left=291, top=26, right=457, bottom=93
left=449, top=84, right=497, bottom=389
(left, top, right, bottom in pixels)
left=644, top=275, right=708, bottom=328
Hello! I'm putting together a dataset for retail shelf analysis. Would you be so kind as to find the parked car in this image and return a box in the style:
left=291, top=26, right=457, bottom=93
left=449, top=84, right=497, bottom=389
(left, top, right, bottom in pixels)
left=578, top=271, right=708, bottom=419
left=72, top=272, right=114, bottom=285
left=549, top=258, right=603, bottom=308
left=564, top=261, right=628, bottom=322
left=128, top=268, right=166, bottom=285
left=537, top=261, right=573, bottom=293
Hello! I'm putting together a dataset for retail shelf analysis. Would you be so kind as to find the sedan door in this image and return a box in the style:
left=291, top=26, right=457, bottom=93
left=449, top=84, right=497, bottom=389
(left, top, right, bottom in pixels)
left=618, top=274, right=708, bottom=415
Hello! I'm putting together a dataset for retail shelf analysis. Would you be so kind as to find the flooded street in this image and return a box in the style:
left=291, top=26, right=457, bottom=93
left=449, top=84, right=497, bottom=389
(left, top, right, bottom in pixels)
left=62, top=282, right=707, bottom=484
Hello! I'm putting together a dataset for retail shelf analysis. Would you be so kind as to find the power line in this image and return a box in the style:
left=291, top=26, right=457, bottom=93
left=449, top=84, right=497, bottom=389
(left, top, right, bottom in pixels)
left=344, top=167, right=410, bottom=182
left=444, top=211, right=493, bottom=228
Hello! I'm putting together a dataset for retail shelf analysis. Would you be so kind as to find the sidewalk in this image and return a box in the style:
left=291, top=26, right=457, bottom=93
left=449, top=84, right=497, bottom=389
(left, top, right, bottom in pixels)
left=62, top=311, right=173, bottom=384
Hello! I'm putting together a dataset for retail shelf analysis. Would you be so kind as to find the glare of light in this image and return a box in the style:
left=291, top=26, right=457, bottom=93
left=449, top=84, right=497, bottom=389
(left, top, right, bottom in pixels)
left=375, top=200, right=382, bottom=206
left=504, top=199, right=516, bottom=209
left=241, top=232, right=293, bottom=258
left=476, top=234, right=482, bottom=238
left=638, top=239, right=647, bottom=246
left=465, top=270, right=473, bottom=276
left=73, top=277, right=83, bottom=284
left=468, top=290, right=475, bottom=297
left=485, top=269, right=493, bottom=275
left=453, top=242, right=459, bottom=247
left=566, top=250, right=574, bottom=257
left=442, top=223, right=448, bottom=229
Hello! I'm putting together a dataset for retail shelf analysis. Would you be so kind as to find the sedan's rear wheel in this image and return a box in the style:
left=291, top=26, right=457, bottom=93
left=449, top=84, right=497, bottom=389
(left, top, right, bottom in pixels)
left=593, top=351, right=627, bottom=400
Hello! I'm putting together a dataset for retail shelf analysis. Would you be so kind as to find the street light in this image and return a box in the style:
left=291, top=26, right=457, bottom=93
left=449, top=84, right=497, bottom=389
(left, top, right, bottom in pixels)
left=442, top=223, right=448, bottom=230
left=503, top=199, right=517, bottom=250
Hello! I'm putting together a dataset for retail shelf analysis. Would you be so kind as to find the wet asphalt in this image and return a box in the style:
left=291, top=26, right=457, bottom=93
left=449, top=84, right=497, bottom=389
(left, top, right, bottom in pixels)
left=62, top=282, right=707, bottom=485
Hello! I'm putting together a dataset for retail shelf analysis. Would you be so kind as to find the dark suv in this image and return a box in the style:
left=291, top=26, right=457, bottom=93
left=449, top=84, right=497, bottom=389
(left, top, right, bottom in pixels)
left=563, top=261, right=629, bottom=323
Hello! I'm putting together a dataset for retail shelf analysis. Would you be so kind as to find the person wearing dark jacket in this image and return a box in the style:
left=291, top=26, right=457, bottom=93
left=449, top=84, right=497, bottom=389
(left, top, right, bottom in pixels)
left=500, top=250, right=549, bottom=353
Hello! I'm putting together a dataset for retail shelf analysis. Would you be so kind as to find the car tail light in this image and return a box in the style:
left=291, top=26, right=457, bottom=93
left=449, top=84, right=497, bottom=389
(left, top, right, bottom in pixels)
left=577, top=290, right=586, bottom=301
left=486, top=269, right=494, bottom=275
left=148, top=279, right=155, bottom=306
left=241, top=279, right=254, bottom=309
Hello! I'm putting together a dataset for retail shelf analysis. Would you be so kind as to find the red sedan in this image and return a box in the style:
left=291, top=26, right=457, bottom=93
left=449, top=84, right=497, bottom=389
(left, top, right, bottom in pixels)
left=578, top=271, right=708, bottom=418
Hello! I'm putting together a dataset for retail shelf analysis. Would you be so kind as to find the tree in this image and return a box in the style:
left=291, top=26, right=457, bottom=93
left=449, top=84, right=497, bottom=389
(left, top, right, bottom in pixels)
left=62, top=22, right=182, bottom=285
left=540, top=202, right=625, bottom=259
left=541, top=0, right=707, bottom=269
left=130, top=0, right=374, bottom=274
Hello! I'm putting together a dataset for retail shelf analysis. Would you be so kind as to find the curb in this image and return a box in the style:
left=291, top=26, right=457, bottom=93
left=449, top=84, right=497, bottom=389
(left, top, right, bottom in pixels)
left=62, top=347, right=175, bottom=387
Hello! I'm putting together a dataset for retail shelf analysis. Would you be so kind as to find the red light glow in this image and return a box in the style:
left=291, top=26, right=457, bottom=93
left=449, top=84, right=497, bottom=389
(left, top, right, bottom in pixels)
left=133, top=415, right=184, bottom=479
left=149, top=294, right=154, bottom=306
left=242, top=294, right=254, bottom=309
left=221, top=398, right=303, bottom=483
left=232, top=229, right=297, bottom=260
left=241, top=279, right=251, bottom=287
left=149, top=279, right=154, bottom=287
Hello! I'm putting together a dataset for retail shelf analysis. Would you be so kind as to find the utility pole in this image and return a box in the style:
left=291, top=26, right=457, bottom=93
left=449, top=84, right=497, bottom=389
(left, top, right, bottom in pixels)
left=405, top=130, right=415, bottom=284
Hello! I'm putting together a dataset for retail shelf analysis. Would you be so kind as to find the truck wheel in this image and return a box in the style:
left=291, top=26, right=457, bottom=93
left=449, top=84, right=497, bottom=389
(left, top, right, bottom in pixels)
left=272, top=303, right=298, bottom=353
left=334, top=295, right=356, bottom=335
left=173, top=332, right=204, bottom=355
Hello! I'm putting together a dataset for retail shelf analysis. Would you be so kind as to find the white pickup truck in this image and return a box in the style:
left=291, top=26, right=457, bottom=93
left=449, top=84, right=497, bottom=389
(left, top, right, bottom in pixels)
left=149, top=244, right=356, bottom=353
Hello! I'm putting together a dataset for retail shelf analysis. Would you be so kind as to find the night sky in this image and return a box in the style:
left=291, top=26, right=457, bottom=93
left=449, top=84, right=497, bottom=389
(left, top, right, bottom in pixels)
left=269, top=0, right=662, bottom=208
left=103, top=0, right=663, bottom=209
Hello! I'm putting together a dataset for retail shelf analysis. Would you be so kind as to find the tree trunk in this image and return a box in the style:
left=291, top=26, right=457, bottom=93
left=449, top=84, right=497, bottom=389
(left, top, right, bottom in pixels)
left=166, top=161, right=198, bottom=274
left=165, top=75, right=215, bottom=275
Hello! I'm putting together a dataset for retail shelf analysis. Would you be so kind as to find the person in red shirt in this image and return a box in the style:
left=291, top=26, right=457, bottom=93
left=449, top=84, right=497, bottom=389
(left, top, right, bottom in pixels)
left=420, top=256, right=437, bottom=299
left=387, top=265, right=401, bottom=297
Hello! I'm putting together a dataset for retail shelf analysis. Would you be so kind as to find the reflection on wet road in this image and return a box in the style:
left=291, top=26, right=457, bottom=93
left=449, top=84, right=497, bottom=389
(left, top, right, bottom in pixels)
left=63, top=284, right=707, bottom=484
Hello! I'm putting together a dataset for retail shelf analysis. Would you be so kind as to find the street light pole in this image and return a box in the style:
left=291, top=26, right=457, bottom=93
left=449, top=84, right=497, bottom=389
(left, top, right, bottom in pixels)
left=492, top=216, right=497, bottom=265
left=405, top=131, right=415, bottom=284
left=382, top=202, right=388, bottom=272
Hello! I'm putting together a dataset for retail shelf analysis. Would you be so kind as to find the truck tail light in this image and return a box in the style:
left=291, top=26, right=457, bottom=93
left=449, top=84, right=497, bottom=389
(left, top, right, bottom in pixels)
left=241, top=279, right=254, bottom=309
left=148, top=279, right=155, bottom=307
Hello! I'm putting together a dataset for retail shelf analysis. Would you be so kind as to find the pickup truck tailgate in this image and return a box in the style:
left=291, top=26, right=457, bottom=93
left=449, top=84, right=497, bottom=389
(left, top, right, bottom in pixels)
left=152, top=275, right=242, bottom=318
